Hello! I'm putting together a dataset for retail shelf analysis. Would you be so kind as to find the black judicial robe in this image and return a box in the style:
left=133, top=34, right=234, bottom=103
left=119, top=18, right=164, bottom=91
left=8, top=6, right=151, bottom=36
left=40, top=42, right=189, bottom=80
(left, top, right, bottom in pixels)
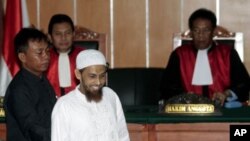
left=160, top=43, right=250, bottom=102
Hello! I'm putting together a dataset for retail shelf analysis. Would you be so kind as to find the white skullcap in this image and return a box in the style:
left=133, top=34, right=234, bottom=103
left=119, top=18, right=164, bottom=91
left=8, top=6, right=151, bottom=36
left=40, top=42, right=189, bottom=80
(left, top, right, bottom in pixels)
left=76, top=49, right=106, bottom=70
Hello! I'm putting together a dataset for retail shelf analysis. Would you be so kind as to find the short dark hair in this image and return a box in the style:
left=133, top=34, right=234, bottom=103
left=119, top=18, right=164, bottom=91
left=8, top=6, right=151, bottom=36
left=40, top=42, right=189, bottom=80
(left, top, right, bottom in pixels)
left=48, top=14, right=74, bottom=35
left=14, top=28, right=48, bottom=55
left=188, top=8, right=217, bottom=29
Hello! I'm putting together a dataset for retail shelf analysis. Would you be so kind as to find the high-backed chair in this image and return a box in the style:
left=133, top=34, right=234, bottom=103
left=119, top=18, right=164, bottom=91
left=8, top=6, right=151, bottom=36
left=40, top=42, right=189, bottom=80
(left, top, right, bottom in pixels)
left=74, top=26, right=107, bottom=56
left=173, top=26, right=244, bottom=62
left=107, top=68, right=164, bottom=106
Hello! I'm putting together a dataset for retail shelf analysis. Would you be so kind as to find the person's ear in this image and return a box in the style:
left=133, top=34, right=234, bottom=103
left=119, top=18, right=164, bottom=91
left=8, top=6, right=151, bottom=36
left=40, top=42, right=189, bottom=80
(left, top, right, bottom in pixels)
left=18, top=53, right=26, bottom=63
left=189, top=30, right=194, bottom=38
left=47, top=34, right=52, bottom=43
left=74, top=69, right=81, bottom=80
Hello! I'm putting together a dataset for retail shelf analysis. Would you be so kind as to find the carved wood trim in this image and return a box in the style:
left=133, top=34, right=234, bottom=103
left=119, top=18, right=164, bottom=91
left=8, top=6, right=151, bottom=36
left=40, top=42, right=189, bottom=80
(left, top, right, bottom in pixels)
left=181, top=25, right=235, bottom=38
left=74, top=26, right=100, bottom=40
left=74, top=26, right=107, bottom=57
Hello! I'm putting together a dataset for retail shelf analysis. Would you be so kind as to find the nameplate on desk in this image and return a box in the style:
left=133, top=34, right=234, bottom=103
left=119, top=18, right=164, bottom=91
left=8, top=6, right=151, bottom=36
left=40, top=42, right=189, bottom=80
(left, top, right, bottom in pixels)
left=165, top=104, right=214, bottom=114
left=0, top=108, right=5, bottom=117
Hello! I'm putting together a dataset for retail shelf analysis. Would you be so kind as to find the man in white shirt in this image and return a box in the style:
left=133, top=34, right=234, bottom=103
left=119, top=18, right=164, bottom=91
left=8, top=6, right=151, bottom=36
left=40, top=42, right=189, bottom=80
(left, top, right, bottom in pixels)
left=51, top=49, right=130, bottom=141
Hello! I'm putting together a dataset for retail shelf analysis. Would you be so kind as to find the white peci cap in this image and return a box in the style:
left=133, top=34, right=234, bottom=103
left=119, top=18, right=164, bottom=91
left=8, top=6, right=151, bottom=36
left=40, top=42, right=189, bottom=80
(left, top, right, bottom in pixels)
left=76, top=49, right=107, bottom=70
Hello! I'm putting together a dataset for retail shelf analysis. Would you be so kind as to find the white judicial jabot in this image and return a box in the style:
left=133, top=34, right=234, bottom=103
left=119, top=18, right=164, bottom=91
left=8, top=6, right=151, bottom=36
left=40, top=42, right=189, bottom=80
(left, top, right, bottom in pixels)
left=58, top=52, right=71, bottom=87
left=192, top=48, right=213, bottom=85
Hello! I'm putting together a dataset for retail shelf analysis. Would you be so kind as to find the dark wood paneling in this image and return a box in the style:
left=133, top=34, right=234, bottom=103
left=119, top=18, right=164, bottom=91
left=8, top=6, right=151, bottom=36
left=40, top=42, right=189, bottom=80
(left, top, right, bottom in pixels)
left=0, top=124, right=5, bottom=141
left=26, top=0, right=37, bottom=27
left=76, top=0, right=110, bottom=62
left=128, top=123, right=233, bottom=141
left=77, top=0, right=110, bottom=32
left=220, top=0, right=250, bottom=71
left=114, top=0, right=146, bottom=68
left=182, top=0, right=216, bottom=31
left=149, top=0, right=181, bottom=68
left=40, top=0, right=74, bottom=32
left=21, top=0, right=250, bottom=72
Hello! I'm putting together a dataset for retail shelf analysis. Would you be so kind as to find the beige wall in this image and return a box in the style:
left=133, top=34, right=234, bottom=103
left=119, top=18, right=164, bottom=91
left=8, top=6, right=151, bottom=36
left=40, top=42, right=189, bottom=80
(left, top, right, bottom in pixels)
left=21, top=0, right=250, bottom=72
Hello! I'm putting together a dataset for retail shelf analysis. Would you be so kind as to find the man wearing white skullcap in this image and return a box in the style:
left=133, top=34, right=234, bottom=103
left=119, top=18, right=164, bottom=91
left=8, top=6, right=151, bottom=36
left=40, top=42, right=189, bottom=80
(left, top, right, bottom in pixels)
left=51, top=49, right=130, bottom=141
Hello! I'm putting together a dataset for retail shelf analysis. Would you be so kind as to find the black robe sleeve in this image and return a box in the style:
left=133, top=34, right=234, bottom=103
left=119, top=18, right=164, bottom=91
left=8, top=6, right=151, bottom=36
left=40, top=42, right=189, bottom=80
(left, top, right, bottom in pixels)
left=229, top=48, right=250, bottom=102
left=160, top=50, right=184, bottom=100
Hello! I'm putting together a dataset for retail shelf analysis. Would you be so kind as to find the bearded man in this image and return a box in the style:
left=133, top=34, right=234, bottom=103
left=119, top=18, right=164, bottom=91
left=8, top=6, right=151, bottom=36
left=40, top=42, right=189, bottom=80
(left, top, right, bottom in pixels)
left=51, top=49, right=130, bottom=141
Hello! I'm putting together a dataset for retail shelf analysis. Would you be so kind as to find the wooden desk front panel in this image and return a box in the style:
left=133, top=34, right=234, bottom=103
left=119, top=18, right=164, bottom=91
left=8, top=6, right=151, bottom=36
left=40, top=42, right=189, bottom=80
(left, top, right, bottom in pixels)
left=155, top=123, right=229, bottom=141
left=0, top=122, right=248, bottom=141
left=127, top=124, right=150, bottom=141
left=0, top=124, right=6, bottom=141
left=127, top=123, right=247, bottom=141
